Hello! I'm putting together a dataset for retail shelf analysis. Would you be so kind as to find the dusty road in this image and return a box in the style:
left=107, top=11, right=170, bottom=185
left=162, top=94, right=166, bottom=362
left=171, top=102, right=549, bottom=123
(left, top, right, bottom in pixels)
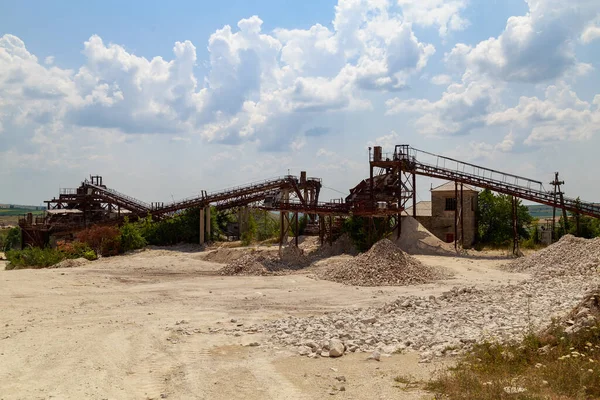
left=0, top=247, right=525, bottom=400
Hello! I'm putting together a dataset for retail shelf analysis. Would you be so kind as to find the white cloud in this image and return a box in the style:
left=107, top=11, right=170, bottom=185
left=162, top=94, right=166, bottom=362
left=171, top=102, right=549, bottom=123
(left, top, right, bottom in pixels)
left=397, top=0, right=469, bottom=37
left=290, top=136, right=307, bottom=151
left=0, top=0, right=437, bottom=157
left=446, top=0, right=600, bottom=82
left=315, top=147, right=362, bottom=172
left=581, top=17, right=600, bottom=43
left=367, top=130, right=400, bottom=149
left=386, top=73, right=504, bottom=135
left=44, top=56, right=54, bottom=65
left=487, top=83, right=600, bottom=145
left=430, top=74, right=452, bottom=85
left=69, top=34, right=202, bottom=134
left=494, top=131, right=515, bottom=152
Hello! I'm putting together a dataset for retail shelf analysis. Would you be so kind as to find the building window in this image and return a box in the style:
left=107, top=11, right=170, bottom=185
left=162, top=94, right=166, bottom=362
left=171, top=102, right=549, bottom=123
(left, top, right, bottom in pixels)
left=445, top=197, right=457, bottom=211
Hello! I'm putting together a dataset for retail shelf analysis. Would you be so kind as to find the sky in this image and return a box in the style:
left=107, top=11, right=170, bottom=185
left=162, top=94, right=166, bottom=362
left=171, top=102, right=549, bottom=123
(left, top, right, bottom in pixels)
left=1, top=0, right=599, bottom=206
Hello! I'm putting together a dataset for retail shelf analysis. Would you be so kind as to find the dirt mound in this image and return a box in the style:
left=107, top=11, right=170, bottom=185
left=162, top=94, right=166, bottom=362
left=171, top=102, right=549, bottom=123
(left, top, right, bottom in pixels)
left=313, top=234, right=358, bottom=258
left=219, top=245, right=308, bottom=276
left=316, top=239, right=448, bottom=286
left=296, top=236, right=320, bottom=252
left=504, top=235, right=600, bottom=277
left=200, top=247, right=277, bottom=264
left=280, top=245, right=309, bottom=266
left=201, top=248, right=250, bottom=264
left=49, top=258, right=90, bottom=269
left=395, top=216, right=456, bottom=256
left=218, top=254, right=279, bottom=276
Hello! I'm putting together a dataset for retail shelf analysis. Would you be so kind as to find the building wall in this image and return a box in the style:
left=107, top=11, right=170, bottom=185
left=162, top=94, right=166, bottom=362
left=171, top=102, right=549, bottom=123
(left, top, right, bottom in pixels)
left=429, top=189, right=478, bottom=247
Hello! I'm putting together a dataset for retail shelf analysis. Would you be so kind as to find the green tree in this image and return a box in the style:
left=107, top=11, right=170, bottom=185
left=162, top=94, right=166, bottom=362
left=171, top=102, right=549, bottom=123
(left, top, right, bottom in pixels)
left=567, top=197, right=600, bottom=239
left=255, top=210, right=279, bottom=241
left=241, top=213, right=257, bottom=246
left=209, top=206, right=221, bottom=240
left=119, top=217, right=147, bottom=252
left=3, top=227, right=21, bottom=252
left=477, top=189, right=532, bottom=246
left=290, top=214, right=308, bottom=237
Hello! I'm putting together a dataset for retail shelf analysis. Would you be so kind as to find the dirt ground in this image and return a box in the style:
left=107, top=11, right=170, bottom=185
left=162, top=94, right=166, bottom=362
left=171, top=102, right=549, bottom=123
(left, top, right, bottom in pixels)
left=0, top=246, right=527, bottom=400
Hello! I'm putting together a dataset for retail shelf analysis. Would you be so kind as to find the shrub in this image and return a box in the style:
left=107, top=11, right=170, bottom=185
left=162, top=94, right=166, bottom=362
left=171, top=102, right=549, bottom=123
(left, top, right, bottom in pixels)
left=76, top=225, right=121, bottom=256
left=6, top=247, right=67, bottom=269
left=56, top=240, right=98, bottom=261
left=119, top=217, right=146, bottom=252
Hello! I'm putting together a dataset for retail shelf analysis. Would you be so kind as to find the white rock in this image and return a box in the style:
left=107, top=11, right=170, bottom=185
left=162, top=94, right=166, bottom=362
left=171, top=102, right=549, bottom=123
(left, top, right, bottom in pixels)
left=367, top=350, right=381, bottom=361
left=329, top=339, right=345, bottom=357
left=297, top=346, right=312, bottom=356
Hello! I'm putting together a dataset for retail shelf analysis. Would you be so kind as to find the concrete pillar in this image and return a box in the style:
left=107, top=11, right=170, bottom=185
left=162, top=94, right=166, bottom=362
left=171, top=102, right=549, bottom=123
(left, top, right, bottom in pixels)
left=199, top=208, right=205, bottom=245
left=282, top=189, right=289, bottom=240
left=205, top=206, right=211, bottom=241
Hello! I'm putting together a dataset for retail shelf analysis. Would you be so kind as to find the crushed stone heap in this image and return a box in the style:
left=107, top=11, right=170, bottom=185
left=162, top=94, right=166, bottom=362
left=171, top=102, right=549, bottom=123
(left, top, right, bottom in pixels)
left=49, top=258, right=90, bottom=269
left=231, top=276, right=599, bottom=361
left=218, top=245, right=308, bottom=276
left=504, top=234, right=600, bottom=277
left=316, top=238, right=448, bottom=286
left=395, top=216, right=456, bottom=256
left=312, top=234, right=358, bottom=258
left=218, top=253, right=282, bottom=276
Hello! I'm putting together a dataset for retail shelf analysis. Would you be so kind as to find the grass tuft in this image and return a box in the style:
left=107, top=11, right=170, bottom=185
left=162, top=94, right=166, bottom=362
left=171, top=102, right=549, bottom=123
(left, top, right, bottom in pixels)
left=427, top=320, right=600, bottom=399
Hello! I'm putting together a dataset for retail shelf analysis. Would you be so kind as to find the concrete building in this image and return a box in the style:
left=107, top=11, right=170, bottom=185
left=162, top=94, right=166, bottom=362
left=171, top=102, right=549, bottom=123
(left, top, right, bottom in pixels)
left=406, top=182, right=478, bottom=247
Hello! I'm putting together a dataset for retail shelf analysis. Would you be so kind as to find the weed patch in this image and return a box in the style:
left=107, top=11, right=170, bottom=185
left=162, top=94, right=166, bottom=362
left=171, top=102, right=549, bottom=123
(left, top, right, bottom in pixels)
left=427, top=319, right=600, bottom=399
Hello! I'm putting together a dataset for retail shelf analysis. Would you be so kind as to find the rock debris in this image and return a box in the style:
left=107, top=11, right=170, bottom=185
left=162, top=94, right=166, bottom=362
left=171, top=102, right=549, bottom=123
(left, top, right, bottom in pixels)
left=316, top=239, right=449, bottom=286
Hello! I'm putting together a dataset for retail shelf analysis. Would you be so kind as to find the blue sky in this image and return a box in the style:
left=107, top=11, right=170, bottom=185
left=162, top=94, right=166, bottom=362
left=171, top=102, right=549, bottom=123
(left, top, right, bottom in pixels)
left=1, top=0, right=599, bottom=206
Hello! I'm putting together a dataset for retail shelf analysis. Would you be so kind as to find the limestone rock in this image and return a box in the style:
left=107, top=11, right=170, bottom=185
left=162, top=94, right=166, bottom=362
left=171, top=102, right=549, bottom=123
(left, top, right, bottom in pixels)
left=329, top=339, right=345, bottom=357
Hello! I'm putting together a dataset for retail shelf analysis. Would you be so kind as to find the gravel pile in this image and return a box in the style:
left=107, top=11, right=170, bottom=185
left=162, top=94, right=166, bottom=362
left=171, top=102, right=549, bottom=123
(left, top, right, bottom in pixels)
left=232, top=276, right=599, bottom=361
left=280, top=245, right=310, bottom=267
left=49, top=258, right=90, bottom=269
left=504, top=235, right=600, bottom=277
left=396, top=216, right=456, bottom=256
left=313, top=234, right=358, bottom=258
left=316, top=239, right=447, bottom=286
left=218, top=245, right=308, bottom=276
left=554, top=286, right=600, bottom=334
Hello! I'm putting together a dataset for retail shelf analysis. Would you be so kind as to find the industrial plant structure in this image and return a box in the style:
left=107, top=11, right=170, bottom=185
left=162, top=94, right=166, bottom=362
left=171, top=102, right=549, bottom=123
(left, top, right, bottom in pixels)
left=19, top=144, right=600, bottom=252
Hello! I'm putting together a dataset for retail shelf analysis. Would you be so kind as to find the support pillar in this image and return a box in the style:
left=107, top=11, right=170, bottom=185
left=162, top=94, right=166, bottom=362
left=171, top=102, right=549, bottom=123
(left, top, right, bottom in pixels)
left=454, top=181, right=458, bottom=250
left=199, top=208, right=205, bottom=245
left=295, top=212, right=299, bottom=247
left=205, top=206, right=211, bottom=241
left=512, top=196, right=519, bottom=256
left=319, top=215, right=325, bottom=246
left=412, top=173, right=417, bottom=218
left=279, top=211, right=285, bottom=250
left=460, top=183, right=464, bottom=248
left=560, top=191, right=569, bottom=234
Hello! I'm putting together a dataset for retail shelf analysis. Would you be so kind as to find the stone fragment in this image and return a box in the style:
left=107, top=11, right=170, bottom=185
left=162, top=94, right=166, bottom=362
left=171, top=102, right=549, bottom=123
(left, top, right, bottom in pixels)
left=329, top=339, right=345, bottom=357
left=367, top=350, right=381, bottom=361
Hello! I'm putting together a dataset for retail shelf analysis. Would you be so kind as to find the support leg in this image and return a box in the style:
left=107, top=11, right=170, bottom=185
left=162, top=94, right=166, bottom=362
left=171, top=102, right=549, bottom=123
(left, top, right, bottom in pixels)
left=412, top=173, right=416, bottom=218
left=295, top=212, right=299, bottom=247
left=205, top=206, right=211, bottom=241
left=454, top=181, right=458, bottom=250
left=199, top=208, right=205, bottom=245
left=460, top=183, right=464, bottom=248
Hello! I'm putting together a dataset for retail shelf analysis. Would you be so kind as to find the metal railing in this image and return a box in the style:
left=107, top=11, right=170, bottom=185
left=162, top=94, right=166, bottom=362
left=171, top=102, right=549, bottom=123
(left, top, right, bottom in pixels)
left=85, top=183, right=151, bottom=210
